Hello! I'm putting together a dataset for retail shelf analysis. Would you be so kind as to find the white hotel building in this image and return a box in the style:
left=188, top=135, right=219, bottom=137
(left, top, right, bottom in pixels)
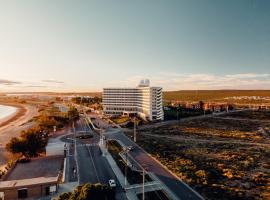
left=102, top=80, right=164, bottom=121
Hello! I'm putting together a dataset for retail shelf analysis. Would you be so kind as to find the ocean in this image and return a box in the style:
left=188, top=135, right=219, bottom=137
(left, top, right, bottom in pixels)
left=0, top=105, right=17, bottom=121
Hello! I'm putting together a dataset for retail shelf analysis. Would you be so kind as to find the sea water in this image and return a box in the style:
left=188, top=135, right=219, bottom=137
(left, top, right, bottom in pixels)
left=0, top=105, right=17, bottom=120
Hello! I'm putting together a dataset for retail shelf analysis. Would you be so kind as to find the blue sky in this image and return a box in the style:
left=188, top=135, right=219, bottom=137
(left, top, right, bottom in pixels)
left=0, top=0, right=270, bottom=92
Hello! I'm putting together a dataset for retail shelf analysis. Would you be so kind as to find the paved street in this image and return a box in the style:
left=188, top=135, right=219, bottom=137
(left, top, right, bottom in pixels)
left=105, top=128, right=204, bottom=200
left=74, top=118, right=127, bottom=199
left=70, top=115, right=205, bottom=199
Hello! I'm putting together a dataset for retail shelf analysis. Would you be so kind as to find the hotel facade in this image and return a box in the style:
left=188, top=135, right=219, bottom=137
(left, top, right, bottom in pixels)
left=102, top=80, right=164, bottom=121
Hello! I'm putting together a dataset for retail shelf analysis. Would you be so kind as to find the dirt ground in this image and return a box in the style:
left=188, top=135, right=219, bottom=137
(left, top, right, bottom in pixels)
left=129, top=110, right=270, bottom=200
left=142, top=113, right=270, bottom=143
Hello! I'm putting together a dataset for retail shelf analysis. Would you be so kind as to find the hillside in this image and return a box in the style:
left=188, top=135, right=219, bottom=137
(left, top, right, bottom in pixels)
left=163, top=90, right=270, bottom=103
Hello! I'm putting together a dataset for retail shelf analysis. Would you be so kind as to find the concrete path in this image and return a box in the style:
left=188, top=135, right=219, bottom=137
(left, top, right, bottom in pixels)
left=100, top=146, right=137, bottom=200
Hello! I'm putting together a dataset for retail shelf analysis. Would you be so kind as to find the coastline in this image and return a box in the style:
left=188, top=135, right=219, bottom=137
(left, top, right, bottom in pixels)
left=0, top=103, right=27, bottom=128
left=0, top=103, right=38, bottom=166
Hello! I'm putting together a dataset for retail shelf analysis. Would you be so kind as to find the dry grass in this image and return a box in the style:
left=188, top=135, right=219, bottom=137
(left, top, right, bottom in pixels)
left=131, top=110, right=270, bottom=200
left=163, top=90, right=270, bottom=103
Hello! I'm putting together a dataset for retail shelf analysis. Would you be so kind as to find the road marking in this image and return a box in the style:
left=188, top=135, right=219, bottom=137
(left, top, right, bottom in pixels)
left=73, top=121, right=80, bottom=185
left=77, top=143, right=98, bottom=147
left=87, top=146, right=100, bottom=183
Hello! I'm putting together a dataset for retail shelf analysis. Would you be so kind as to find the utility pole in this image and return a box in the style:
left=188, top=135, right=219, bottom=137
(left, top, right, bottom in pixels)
left=134, top=116, right=136, bottom=143
left=72, top=121, right=75, bottom=140
left=72, top=120, right=79, bottom=184
left=125, top=150, right=128, bottom=186
left=100, top=129, right=103, bottom=145
left=142, top=169, right=145, bottom=200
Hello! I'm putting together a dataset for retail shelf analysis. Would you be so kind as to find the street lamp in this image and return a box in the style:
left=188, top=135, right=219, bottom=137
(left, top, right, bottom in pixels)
left=124, top=148, right=130, bottom=186
left=126, top=151, right=146, bottom=200
left=133, top=116, right=136, bottom=143
left=142, top=169, right=145, bottom=200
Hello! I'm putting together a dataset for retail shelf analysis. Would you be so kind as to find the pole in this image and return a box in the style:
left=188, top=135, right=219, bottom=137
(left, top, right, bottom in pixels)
left=73, top=120, right=79, bottom=183
left=142, top=169, right=145, bottom=200
left=134, top=117, right=136, bottom=142
left=72, top=121, right=75, bottom=142
left=100, top=129, right=103, bottom=145
left=125, top=150, right=128, bottom=186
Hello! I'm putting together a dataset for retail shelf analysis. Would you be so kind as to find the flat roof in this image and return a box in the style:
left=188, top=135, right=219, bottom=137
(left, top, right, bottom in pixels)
left=0, top=177, right=58, bottom=190
left=4, top=155, right=63, bottom=181
left=103, top=86, right=162, bottom=90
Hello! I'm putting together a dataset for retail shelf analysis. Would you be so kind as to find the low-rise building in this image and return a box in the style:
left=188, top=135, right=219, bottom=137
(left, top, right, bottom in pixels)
left=0, top=155, right=63, bottom=200
left=0, top=177, right=58, bottom=200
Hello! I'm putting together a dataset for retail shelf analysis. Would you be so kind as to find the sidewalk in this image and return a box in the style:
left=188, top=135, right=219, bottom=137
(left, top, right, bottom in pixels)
left=46, top=182, right=78, bottom=200
left=100, top=145, right=138, bottom=200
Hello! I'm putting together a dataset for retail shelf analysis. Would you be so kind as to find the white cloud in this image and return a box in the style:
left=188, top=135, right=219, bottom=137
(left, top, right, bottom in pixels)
left=225, top=73, right=270, bottom=79
left=42, top=79, right=64, bottom=84
left=0, top=79, right=21, bottom=85
left=124, top=72, right=270, bottom=90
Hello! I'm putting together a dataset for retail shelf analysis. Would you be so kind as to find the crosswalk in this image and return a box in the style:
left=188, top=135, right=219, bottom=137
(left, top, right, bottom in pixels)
left=76, top=143, right=99, bottom=147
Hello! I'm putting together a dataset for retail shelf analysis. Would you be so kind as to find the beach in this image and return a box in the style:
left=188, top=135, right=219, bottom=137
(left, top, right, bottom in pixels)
left=0, top=103, right=39, bottom=165
left=0, top=104, right=26, bottom=128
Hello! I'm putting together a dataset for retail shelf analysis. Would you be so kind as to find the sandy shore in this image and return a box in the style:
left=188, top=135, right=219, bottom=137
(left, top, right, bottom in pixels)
left=0, top=103, right=39, bottom=166
left=0, top=103, right=27, bottom=128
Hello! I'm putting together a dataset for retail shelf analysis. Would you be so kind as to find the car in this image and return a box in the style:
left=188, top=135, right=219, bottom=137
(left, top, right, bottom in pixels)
left=109, top=179, right=116, bottom=188
left=127, top=146, right=134, bottom=151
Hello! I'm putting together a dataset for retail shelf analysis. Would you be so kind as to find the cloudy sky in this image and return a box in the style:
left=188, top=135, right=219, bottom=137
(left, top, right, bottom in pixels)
left=0, top=0, right=270, bottom=92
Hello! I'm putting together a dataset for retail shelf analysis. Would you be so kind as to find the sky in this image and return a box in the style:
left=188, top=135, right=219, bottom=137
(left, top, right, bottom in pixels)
left=0, top=0, right=270, bottom=92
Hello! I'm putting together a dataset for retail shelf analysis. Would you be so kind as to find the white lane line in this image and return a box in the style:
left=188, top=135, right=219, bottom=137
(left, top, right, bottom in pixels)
left=87, top=146, right=100, bottom=183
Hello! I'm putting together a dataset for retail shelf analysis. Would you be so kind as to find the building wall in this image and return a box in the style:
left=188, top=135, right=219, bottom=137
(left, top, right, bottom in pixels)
left=1, top=183, right=57, bottom=200
left=103, top=84, right=164, bottom=121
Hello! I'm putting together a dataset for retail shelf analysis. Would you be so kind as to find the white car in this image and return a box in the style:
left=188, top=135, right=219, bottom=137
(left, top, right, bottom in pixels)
left=127, top=146, right=134, bottom=151
left=109, top=179, right=116, bottom=188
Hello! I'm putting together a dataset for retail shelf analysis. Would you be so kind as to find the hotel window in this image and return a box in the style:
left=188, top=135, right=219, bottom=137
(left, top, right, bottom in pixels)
left=18, top=188, right=28, bottom=199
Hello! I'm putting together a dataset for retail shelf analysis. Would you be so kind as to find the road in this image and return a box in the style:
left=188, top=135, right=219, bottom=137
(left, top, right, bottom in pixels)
left=74, top=118, right=127, bottom=199
left=105, top=128, right=204, bottom=200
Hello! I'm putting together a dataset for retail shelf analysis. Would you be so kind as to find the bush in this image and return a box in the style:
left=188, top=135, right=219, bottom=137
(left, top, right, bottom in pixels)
left=6, top=127, right=48, bottom=157
left=17, top=156, right=31, bottom=163
left=67, top=106, right=80, bottom=121
left=56, top=183, right=115, bottom=200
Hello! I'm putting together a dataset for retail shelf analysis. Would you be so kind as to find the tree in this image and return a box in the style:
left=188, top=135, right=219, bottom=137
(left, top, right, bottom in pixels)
left=6, top=128, right=47, bottom=157
left=6, top=137, right=27, bottom=155
left=56, top=183, right=115, bottom=200
left=67, top=106, right=79, bottom=121
left=22, top=129, right=47, bottom=157
left=37, top=114, right=58, bottom=131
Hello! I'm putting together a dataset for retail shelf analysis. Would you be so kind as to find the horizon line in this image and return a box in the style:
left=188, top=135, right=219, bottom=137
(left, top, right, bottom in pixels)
left=2, top=89, right=270, bottom=94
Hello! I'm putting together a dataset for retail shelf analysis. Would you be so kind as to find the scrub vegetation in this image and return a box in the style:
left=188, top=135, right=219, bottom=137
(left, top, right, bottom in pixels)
left=129, top=110, right=270, bottom=200
left=5, top=105, right=79, bottom=158
left=56, top=183, right=115, bottom=200
left=163, top=90, right=270, bottom=103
